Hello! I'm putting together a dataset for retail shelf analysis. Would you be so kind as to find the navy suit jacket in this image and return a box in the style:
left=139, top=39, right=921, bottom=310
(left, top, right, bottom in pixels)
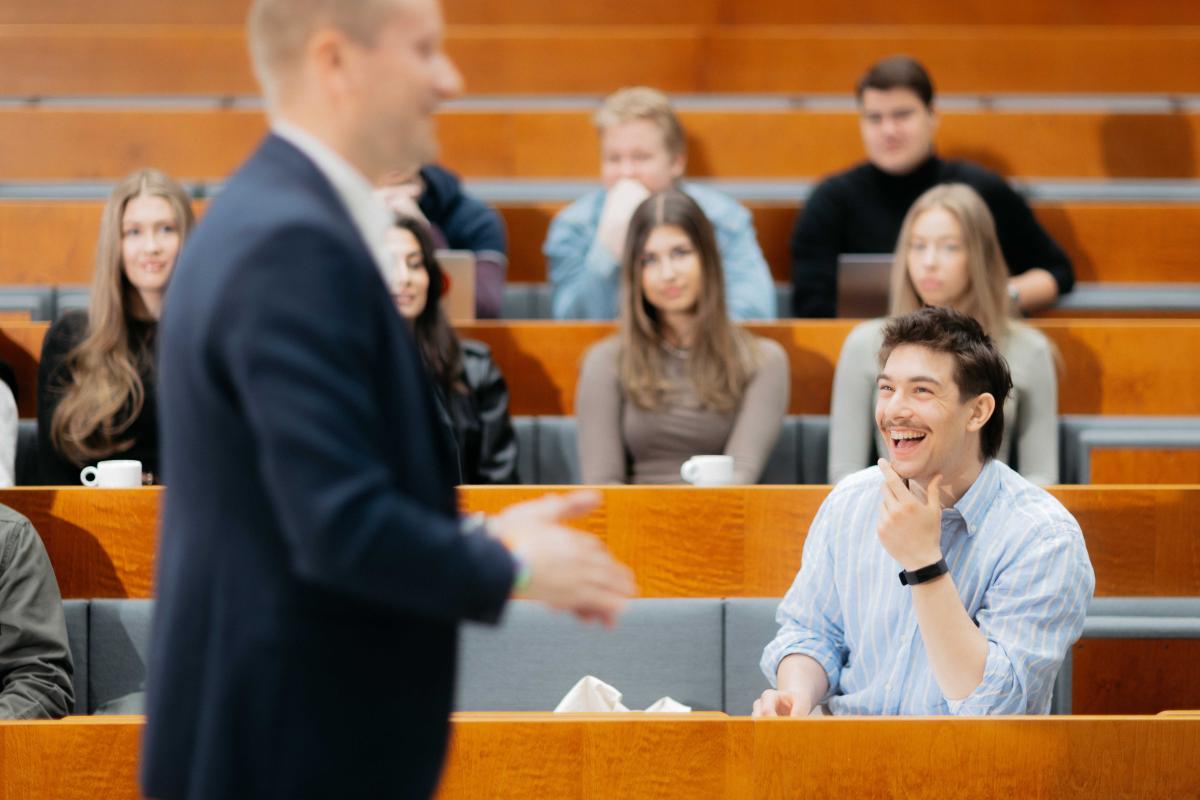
left=141, top=135, right=515, bottom=800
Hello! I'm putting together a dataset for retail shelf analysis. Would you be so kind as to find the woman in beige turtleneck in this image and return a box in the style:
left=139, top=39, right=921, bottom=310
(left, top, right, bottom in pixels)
left=576, top=189, right=789, bottom=484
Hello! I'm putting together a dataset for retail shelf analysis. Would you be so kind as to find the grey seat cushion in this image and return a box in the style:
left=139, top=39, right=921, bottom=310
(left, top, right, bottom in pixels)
left=88, top=599, right=153, bottom=714
left=15, top=418, right=37, bottom=486
left=535, top=416, right=581, bottom=484
left=512, top=416, right=538, bottom=484
left=758, top=416, right=799, bottom=484
left=62, top=599, right=89, bottom=715
left=723, top=598, right=784, bottom=715
left=457, top=598, right=724, bottom=712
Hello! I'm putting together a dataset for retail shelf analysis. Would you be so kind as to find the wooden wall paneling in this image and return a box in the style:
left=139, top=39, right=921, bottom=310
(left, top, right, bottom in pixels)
left=1071, top=640, right=1200, bottom=715
left=0, top=716, right=143, bottom=800
left=0, top=487, right=161, bottom=598
left=715, top=0, right=1200, bottom=26
left=1088, top=449, right=1200, bottom=484
left=3, top=26, right=1199, bottom=96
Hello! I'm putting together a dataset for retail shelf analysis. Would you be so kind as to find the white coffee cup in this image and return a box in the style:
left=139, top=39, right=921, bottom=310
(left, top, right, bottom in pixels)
left=80, top=460, right=143, bottom=488
left=680, top=455, right=734, bottom=487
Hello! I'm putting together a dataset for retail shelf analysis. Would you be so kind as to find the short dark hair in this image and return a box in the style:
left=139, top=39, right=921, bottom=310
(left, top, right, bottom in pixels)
left=855, top=55, right=935, bottom=107
left=878, top=307, right=1012, bottom=461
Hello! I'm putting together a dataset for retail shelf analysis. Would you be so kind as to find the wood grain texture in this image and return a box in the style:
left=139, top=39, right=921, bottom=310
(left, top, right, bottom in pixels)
left=456, top=320, right=1200, bottom=416
left=4, top=715, right=1195, bottom=800
left=0, top=487, right=162, bottom=599
left=21, top=485, right=1200, bottom=599
left=461, top=486, right=1200, bottom=599
left=4, top=1, right=1196, bottom=26
left=3, top=25, right=1199, bottom=95
left=499, top=201, right=1200, bottom=285
left=0, top=320, right=49, bottom=417
left=1072, top=640, right=1200, bottom=714
left=0, top=716, right=143, bottom=800
left=4, top=106, right=1199, bottom=180
left=2, top=199, right=1197, bottom=289
left=1090, top=449, right=1200, bottom=484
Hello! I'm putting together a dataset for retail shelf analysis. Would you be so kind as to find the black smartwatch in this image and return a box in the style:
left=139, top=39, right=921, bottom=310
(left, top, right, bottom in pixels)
left=898, top=558, right=949, bottom=587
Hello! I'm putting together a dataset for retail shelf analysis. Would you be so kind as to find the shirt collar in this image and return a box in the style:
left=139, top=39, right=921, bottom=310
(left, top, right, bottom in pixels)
left=270, top=120, right=395, bottom=277
left=949, top=458, right=1001, bottom=536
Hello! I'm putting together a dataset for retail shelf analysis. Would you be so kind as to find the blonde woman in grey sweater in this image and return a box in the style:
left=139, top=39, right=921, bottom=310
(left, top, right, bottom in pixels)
left=828, top=183, right=1058, bottom=485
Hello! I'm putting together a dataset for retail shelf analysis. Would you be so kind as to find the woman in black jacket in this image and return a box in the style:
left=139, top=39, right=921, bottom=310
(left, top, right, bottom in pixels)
left=385, top=216, right=519, bottom=484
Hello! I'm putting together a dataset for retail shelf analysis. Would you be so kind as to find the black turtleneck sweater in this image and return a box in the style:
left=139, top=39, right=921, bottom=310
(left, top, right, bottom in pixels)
left=789, top=155, right=1074, bottom=318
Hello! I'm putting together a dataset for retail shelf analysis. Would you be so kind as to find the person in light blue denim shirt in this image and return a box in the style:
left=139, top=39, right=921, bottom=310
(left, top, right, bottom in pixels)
left=544, top=87, right=776, bottom=321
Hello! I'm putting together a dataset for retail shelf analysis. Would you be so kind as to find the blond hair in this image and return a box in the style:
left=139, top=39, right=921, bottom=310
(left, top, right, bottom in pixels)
left=594, top=87, right=686, bottom=158
left=247, top=0, right=401, bottom=104
left=618, top=190, right=755, bottom=412
left=889, top=183, right=1012, bottom=339
left=50, top=169, right=194, bottom=465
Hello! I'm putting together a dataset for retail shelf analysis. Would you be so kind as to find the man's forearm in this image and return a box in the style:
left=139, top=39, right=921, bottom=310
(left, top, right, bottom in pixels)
left=910, top=574, right=988, bottom=701
left=776, top=653, right=830, bottom=711
left=1009, top=268, right=1059, bottom=311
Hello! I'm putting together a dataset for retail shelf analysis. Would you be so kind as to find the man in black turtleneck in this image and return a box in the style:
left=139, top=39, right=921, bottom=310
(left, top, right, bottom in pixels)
left=790, top=56, right=1073, bottom=318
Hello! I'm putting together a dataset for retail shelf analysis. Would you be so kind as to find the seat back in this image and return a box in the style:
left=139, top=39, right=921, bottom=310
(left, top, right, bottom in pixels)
left=87, top=599, right=152, bottom=714
left=457, top=598, right=725, bottom=712
left=62, top=599, right=89, bottom=715
left=722, top=598, right=781, bottom=715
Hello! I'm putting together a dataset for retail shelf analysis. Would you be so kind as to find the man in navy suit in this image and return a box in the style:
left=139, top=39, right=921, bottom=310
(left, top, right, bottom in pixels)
left=141, top=1, right=635, bottom=798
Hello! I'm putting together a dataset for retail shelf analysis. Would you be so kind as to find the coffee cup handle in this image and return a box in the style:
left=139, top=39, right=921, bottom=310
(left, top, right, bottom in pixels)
left=680, top=459, right=698, bottom=484
left=80, top=466, right=99, bottom=487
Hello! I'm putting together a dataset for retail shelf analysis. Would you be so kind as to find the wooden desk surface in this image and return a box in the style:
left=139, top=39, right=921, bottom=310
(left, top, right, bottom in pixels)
left=2, top=714, right=1197, bottom=800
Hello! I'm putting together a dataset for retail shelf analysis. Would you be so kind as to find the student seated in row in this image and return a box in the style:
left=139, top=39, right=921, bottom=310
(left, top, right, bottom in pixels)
left=791, top=55, right=1073, bottom=318
left=385, top=217, right=519, bottom=484
left=576, top=190, right=788, bottom=485
left=757, top=306, right=1093, bottom=717
left=546, top=87, right=776, bottom=322
left=377, top=163, right=508, bottom=319
left=37, top=169, right=195, bottom=485
left=828, top=183, right=1059, bottom=485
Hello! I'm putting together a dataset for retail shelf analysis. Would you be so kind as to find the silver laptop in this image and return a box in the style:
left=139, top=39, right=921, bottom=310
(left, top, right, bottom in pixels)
left=836, top=253, right=893, bottom=318
left=435, top=249, right=476, bottom=323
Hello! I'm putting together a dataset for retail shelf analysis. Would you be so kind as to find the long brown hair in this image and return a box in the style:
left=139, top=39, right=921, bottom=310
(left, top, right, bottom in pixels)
left=888, top=183, right=1012, bottom=340
left=392, top=216, right=465, bottom=396
left=51, top=169, right=194, bottom=464
left=618, top=190, right=755, bottom=412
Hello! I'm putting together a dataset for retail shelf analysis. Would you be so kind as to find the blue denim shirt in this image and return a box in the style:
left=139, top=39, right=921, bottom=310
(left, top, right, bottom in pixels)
left=544, top=182, right=776, bottom=320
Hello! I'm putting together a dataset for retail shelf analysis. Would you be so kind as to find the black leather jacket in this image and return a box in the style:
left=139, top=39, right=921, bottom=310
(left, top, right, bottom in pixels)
left=431, top=339, right=519, bottom=485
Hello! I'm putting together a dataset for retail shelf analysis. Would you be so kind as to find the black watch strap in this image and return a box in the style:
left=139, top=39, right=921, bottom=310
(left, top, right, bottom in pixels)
left=898, top=558, right=949, bottom=587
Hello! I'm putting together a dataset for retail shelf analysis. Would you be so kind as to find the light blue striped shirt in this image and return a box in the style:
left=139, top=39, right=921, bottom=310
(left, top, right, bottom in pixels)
left=761, top=459, right=1095, bottom=715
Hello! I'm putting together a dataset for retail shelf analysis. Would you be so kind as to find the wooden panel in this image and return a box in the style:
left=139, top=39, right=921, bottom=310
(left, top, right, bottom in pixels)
left=3, top=107, right=1197, bottom=181
left=2, top=715, right=1198, bottom=800
left=1073, top=640, right=1200, bottom=714
left=707, top=27, right=1200, bottom=94
left=2, top=200, right=1195, bottom=288
left=499, top=201, right=1200, bottom=284
left=0, top=321, right=49, bottom=418
left=461, top=486, right=1200, bottom=599
left=18, top=485, right=1200, bottom=599
left=745, top=716, right=1200, bottom=799
left=4, top=2, right=1196, bottom=27
left=0, top=716, right=143, bottom=800
left=1089, top=449, right=1200, bottom=484
left=3, top=26, right=1200, bottom=96
left=0, top=25, right=254, bottom=95
left=0, top=108, right=267, bottom=181
left=0, top=1, right=249, bottom=24
left=717, top=0, right=1200, bottom=25
left=456, top=320, right=1200, bottom=417
left=0, top=487, right=161, bottom=599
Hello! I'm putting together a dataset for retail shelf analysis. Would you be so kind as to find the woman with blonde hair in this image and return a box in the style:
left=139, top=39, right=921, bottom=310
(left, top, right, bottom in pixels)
left=827, top=182, right=1058, bottom=484
left=37, top=168, right=195, bottom=484
left=576, top=189, right=789, bottom=484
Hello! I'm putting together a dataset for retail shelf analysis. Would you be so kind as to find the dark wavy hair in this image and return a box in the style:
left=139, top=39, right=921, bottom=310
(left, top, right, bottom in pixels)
left=392, top=217, right=465, bottom=395
left=879, top=306, right=1013, bottom=460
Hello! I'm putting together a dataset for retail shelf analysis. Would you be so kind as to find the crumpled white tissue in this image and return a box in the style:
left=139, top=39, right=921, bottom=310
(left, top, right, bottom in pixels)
left=553, top=675, right=691, bottom=713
